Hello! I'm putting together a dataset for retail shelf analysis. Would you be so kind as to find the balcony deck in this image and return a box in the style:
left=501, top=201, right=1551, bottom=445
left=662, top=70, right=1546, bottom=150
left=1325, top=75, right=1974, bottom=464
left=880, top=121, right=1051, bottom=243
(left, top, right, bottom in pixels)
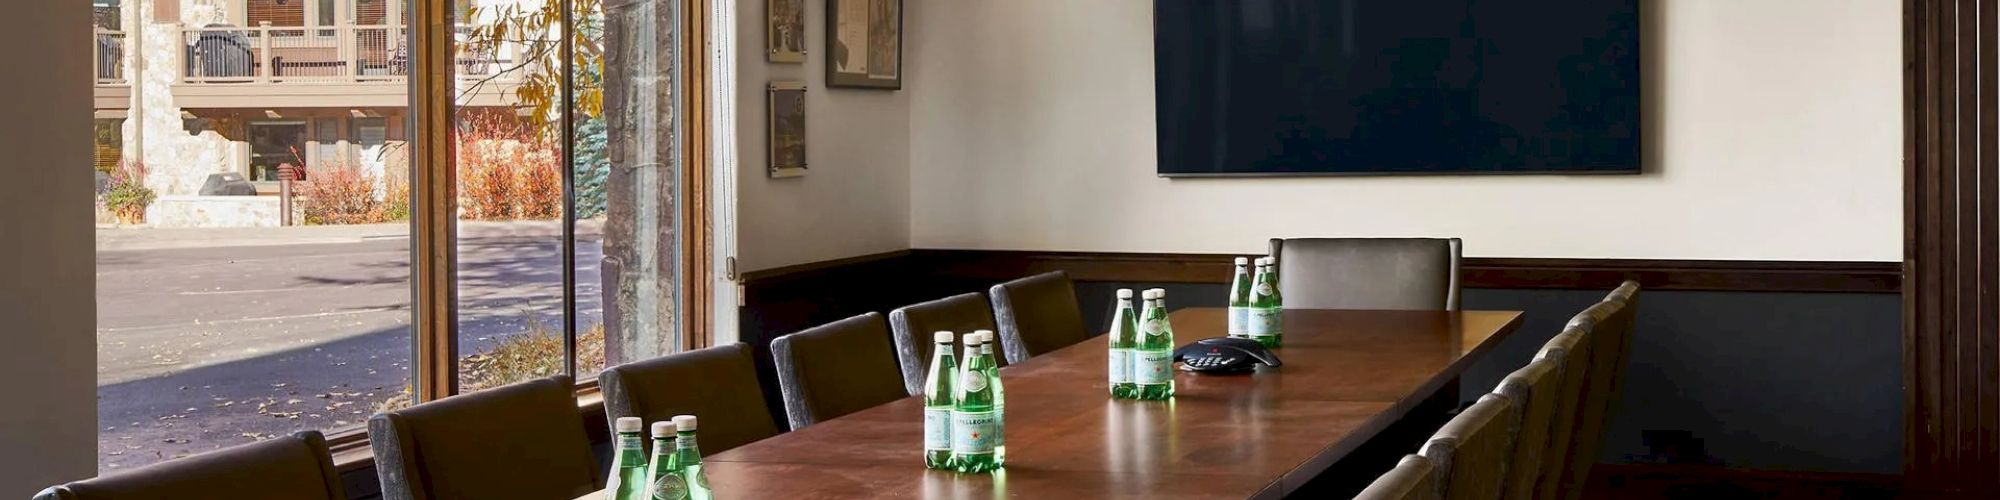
left=93, top=25, right=527, bottom=111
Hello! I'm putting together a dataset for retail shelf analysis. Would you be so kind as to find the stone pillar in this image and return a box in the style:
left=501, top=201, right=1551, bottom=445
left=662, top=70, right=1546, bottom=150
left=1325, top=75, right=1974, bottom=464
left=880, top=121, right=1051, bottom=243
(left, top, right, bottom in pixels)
left=600, top=0, right=678, bottom=364
left=129, top=0, right=235, bottom=197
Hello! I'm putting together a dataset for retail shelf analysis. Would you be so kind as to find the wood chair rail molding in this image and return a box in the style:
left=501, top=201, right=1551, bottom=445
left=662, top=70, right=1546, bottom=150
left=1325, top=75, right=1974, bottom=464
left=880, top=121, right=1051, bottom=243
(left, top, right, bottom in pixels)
left=738, top=249, right=1901, bottom=294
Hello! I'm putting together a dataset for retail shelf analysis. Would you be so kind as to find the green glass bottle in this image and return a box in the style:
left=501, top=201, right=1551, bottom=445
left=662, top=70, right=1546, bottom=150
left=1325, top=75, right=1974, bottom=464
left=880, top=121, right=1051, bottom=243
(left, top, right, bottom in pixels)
left=671, top=415, right=711, bottom=500
left=1248, top=257, right=1284, bottom=348
left=606, top=417, right=650, bottom=500
left=1135, top=289, right=1176, bottom=400
left=1227, top=257, right=1253, bottom=338
left=952, top=333, right=1002, bottom=473
left=1107, top=288, right=1139, bottom=399
left=646, top=421, right=688, bottom=500
left=973, top=330, right=1005, bottom=466
left=922, top=331, right=957, bottom=470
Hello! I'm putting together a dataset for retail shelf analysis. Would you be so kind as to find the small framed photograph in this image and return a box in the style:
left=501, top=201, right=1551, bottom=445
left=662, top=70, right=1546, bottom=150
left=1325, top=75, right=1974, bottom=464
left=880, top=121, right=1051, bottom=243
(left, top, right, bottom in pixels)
left=768, top=81, right=808, bottom=178
left=767, top=0, right=806, bottom=63
left=825, top=0, right=901, bottom=89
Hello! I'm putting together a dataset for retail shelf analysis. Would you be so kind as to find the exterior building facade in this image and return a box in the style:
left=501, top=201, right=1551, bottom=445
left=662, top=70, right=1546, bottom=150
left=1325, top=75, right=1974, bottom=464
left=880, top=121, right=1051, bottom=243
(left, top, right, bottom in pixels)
left=93, top=0, right=528, bottom=227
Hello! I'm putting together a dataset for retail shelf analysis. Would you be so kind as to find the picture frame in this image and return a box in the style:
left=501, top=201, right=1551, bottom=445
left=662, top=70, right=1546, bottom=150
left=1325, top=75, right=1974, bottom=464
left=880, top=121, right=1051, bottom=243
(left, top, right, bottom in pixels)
left=824, top=0, right=902, bottom=89
left=767, top=0, right=806, bottom=63
left=768, top=81, right=808, bottom=178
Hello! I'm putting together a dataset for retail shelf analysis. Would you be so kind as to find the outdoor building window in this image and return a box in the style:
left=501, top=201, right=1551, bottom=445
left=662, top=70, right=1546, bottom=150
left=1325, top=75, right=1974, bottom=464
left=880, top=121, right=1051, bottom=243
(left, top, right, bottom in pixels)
left=248, top=120, right=307, bottom=181
left=247, top=0, right=306, bottom=27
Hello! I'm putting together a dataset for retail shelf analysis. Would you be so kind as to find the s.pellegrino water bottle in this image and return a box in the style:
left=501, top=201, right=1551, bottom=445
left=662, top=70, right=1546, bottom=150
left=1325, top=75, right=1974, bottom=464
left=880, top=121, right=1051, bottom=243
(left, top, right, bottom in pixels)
left=973, top=330, right=1005, bottom=466
left=606, top=417, right=649, bottom=500
left=1136, top=289, right=1176, bottom=400
left=647, top=421, right=688, bottom=500
left=1227, top=257, right=1253, bottom=338
left=671, top=415, right=711, bottom=500
left=1107, top=289, right=1139, bottom=399
left=1249, top=257, right=1284, bottom=348
left=922, top=331, right=957, bottom=470
left=953, top=333, right=1002, bottom=473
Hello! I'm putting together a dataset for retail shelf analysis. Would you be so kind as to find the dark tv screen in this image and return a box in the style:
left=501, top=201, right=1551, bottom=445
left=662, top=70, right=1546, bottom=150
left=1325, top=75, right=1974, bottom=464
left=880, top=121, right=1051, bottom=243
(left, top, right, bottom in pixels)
left=1154, top=0, right=1640, bottom=176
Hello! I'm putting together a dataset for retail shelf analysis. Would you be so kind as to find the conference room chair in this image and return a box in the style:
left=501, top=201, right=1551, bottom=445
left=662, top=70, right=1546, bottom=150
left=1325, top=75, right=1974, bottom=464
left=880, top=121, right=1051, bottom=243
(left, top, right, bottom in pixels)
left=772, top=312, right=911, bottom=430
left=1418, top=394, right=1520, bottom=500
left=990, top=270, right=1091, bottom=364
left=1491, top=358, right=1562, bottom=500
left=1353, top=454, right=1442, bottom=500
left=1267, top=237, right=1462, bottom=310
left=1532, top=319, right=1597, bottom=500
left=600, top=342, right=781, bottom=454
left=35, top=431, right=344, bottom=500
left=1556, top=282, right=1642, bottom=500
left=368, top=375, right=598, bottom=500
left=888, top=292, right=1007, bottom=395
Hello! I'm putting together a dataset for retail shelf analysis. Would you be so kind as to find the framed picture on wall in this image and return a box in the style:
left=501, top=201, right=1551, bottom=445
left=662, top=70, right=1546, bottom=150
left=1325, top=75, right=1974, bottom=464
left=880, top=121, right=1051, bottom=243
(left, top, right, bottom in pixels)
left=825, top=0, right=901, bottom=89
left=768, top=0, right=806, bottom=63
left=768, top=81, right=808, bottom=178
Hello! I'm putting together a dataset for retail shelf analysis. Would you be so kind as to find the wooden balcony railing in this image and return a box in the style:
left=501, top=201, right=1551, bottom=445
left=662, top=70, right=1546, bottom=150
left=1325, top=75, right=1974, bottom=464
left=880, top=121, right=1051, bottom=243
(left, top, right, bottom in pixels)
left=168, top=23, right=528, bottom=85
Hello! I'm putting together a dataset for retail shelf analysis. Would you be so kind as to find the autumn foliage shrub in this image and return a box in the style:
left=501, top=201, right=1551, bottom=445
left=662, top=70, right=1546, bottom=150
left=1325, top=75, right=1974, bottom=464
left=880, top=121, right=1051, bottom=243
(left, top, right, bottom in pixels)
left=457, top=115, right=562, bottom=220
left=300, top=162, right=393, bottom=225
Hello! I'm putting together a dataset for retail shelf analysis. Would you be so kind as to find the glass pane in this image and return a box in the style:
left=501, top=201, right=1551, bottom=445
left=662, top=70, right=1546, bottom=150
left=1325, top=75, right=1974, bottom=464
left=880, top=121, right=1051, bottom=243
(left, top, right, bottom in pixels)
left=92, top=0, right=411, bottom=471
left=590, top=0, right=683, bottom=374
left=453, top=2, right=569, bottom=393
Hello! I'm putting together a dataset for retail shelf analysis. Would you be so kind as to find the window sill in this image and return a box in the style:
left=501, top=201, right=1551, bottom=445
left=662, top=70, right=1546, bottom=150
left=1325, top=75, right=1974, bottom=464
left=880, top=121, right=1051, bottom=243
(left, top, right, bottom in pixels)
left=328, top=380, right=608, bottom=473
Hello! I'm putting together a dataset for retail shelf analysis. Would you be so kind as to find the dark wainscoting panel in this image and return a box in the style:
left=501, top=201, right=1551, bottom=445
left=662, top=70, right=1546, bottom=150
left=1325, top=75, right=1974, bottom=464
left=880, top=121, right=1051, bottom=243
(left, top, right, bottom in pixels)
left=732, top=249, right=1905, bottom=476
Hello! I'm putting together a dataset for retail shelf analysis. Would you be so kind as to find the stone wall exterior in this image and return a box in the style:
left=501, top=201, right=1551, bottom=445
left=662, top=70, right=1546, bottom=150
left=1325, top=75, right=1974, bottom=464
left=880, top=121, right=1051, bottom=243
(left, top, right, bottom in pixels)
left=148, top=195, right=283, bottom=228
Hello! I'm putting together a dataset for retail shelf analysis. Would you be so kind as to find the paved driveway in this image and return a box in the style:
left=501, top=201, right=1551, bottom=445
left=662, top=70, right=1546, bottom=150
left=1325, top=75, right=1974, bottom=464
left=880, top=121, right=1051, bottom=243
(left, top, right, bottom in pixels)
left=95, top=222, right=603, bottom=470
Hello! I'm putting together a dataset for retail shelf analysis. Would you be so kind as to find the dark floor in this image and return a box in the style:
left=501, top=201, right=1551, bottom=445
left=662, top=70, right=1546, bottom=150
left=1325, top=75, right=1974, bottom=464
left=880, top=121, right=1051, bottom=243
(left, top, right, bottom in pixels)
left=1581, top=464, right=1979, bottom=500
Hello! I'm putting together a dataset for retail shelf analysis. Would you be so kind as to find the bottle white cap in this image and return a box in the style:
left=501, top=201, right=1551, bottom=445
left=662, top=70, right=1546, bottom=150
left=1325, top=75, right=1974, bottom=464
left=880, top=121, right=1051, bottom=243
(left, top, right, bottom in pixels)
left=1142, top=289, right=1161, bottom=300
left=673, top=415, right=697, bottom=432
left=1235, top=256, right=1249, bottom=265
left=964, top=332, right=980, bottom=345
left=615, top=416, right=643, bottom=433
left=1116, top=288, right=1133, bottom=299
left=651, top=421, right=676, bottom=437
left=934, top=331, right=954, bottom=343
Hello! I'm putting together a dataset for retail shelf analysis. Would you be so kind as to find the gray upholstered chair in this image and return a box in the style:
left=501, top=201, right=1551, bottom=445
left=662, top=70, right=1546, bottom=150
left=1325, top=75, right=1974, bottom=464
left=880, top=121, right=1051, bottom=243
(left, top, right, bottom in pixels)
left=1490, top=358, right=1561, bottom=500
left=1555, top=281, right=1641, bottom=500
left=1531, top=320, right=1596, bottom=500
left=1419, top=394, right=1520, bottom=500
left=600, top=342, right=780, bottom=454
left=368, top=375, right=598, bottom=500
left=888, top=292, right=1007, bottom=395
left=35, top=431, right=344, bottom=500
left=1267, top=237, right=1462, bottom=310
left=772, top=312, right=911, bottom=430
left=1354, top=454, right=1442, bottom=500
left=990, top=271, right=1091, bottom=364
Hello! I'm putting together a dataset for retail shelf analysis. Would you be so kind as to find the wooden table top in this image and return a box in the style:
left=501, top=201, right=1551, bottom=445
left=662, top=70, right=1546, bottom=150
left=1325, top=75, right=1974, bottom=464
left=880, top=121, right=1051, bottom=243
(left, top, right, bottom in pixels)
left=580, top=308, right=1523, bottom=500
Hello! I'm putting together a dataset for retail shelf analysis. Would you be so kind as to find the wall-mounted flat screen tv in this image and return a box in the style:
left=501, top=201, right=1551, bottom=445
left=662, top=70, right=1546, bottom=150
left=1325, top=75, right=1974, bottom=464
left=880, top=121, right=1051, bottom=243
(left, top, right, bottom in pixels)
left=1154, top=0, right=1640, bottom=176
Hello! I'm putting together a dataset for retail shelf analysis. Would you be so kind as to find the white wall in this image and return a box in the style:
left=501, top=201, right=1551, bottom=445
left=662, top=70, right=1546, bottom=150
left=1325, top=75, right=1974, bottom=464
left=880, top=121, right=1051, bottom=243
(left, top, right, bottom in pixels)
left=0, top=0, right=99, bottom=495
left=905, top=0, right=1901, bottom=261
left=735, top=0, right=911, bottom=271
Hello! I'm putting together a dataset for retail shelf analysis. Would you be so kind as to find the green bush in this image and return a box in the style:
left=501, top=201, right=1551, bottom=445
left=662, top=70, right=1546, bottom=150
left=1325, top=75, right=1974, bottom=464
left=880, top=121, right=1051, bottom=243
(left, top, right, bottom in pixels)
left=103, top=160, right=156, bottom=224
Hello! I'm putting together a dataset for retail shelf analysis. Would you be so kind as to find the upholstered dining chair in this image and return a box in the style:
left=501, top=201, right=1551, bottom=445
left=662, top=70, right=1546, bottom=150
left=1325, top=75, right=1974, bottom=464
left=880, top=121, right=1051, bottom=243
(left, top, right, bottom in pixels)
left=368, top=375, right=598, bottom=500
left=1354, top=454, right=1442, bottom=500
left=888, top=292, right=1007, bottom=395
left=1556, top=282, right=1641, bottom=500
left=990, top=271, right=1092, bottom=364
left=601, top=342, right=781, bottom=454
left=1532, top=319, right=1596, bottom=500
left=1267, top=237, right=1463, bottom=311
left=772, top=312, right=911, bottom=430
left=1490, top=358, right=1562, bottom=500
left=1419, top=394, right=1520, bottom=500
left=35, top=431, right=344, bottom=500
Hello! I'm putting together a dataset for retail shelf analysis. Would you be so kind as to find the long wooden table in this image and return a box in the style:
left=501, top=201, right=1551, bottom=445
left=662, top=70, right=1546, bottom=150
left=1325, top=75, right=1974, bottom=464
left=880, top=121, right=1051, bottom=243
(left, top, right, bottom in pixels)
left=582, top=308, right=1523, bottom=499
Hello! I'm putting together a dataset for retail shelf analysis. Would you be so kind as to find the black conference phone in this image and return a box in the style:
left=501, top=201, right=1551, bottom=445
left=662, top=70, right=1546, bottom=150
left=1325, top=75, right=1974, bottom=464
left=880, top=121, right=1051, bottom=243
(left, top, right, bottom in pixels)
left=1173, top=337, right=1282, bottom=374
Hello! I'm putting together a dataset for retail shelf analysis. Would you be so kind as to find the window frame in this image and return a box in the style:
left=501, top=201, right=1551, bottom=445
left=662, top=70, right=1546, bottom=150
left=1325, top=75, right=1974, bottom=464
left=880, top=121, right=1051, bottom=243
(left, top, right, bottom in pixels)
left=320, top=0, right=715, bottom=467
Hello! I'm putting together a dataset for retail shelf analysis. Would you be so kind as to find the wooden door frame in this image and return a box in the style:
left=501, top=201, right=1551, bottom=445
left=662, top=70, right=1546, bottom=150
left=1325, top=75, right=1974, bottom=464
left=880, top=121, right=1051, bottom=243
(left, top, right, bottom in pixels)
left=1904, top=0, right=1996, bottom=493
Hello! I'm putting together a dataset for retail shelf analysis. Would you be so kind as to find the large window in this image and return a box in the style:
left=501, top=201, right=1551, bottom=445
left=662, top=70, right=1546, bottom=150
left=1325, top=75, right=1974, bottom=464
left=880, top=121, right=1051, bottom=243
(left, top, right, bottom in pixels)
left=92, top=0, right=709, bottom=470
